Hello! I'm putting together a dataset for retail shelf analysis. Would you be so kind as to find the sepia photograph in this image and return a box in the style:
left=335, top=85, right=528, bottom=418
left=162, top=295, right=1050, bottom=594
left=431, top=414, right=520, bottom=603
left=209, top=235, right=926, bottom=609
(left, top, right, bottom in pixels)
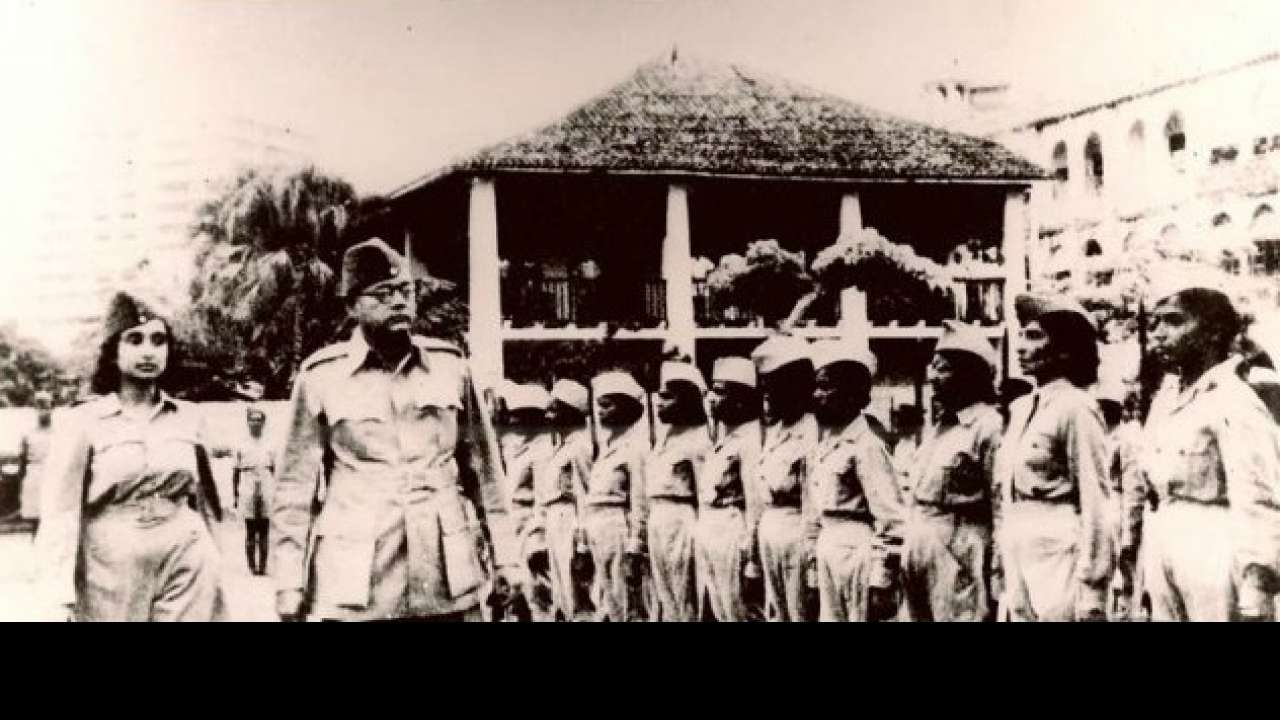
left=1, top=0, right=1279, bottom=622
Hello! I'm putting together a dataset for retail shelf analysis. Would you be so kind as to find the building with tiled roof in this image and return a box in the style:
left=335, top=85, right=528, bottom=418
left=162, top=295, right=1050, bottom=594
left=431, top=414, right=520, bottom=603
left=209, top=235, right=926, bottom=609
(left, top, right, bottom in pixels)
left=380, top=53, right=1043, bottom=420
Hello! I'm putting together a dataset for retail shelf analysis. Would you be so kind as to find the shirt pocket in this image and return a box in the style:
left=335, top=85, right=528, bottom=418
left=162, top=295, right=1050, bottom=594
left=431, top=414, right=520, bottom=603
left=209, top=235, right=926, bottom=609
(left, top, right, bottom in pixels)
left=1021, top=431, right=1060, bottom=480
left=764, top=449, right=806, bottom=496
left=146, top=433, right=200, bottom=495
left=831, top=449, right=862, bottom=507
left=92, top=435, right=146, bottom=490
left=1171, top=431, right=1222, bottom=498
left=662, top=457, right=696, bottom=496
left=942, top=451, right=984, bottom=500
left=437, top=494, right=487, bottom=600
left=313, top=506, right=377, bottom=608
left=328, top=391, right=390, bottom=461
left=715, top=456, right=742, bottom=498
left=405, top=384, right=463, bottom=459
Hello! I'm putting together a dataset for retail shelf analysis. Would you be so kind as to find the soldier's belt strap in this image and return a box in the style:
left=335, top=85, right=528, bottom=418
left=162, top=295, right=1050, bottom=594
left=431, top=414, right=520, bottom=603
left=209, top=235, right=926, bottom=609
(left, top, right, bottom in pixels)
left=820, top=510, right=873, bottom=524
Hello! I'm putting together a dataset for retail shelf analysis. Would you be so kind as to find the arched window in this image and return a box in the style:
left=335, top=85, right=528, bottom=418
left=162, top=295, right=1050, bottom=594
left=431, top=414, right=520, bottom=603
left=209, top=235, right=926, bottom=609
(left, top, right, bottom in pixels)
left=1051, top=141, right=1069, bottom=181
left=1161, top=223, right=1181, bottom=243
left=1164, top=112, right=1186, bottom=157
left=1083, top=239, right=1103, bottom=256
left=1121, top=231, right=1137, bottom=253
left=1084, top=134, right=1104, bottom=193
left=1212, top=212, right=1232, bottom=227
left=1253, top=204, right=1274, bottom=224
left=1129, top=120, right=1145, bottom=146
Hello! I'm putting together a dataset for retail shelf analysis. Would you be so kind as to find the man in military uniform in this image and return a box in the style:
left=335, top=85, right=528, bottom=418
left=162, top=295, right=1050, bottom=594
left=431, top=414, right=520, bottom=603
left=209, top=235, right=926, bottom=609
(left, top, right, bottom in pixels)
left=272, top=238, right=516, bottom=622
left=18, top=390, right=55, bottom=524
left=233, top=406, right=275, bottom=576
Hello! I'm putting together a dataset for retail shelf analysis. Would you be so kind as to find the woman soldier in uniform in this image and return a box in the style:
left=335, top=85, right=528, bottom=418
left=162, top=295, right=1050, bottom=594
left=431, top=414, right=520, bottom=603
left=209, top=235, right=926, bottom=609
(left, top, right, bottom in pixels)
left=750, top=336, right=820, bottom=622
left=36, top=292, right=224, bottom=621
left=901, top=321, right=1004, bottom=622
left=806, top=338, right=905, bottom=622
left=1139, top=268, right=1280, bottom=621
left=696, top=357, right=763, bottom=622
left=995, top=294, right=1113, bottom=622
left=531, top=379, right=594, bottom=621
left=585, top=370, right=650, bottom=621
left=645, top=361, right=710, bottom=621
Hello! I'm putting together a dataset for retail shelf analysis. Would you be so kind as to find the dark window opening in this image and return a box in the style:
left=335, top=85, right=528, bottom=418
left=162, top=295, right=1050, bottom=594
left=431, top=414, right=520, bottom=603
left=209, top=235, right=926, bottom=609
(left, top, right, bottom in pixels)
left=1165, top=113, right=1186, bottom=156
left=1084, top=134, right=1104, bottom=193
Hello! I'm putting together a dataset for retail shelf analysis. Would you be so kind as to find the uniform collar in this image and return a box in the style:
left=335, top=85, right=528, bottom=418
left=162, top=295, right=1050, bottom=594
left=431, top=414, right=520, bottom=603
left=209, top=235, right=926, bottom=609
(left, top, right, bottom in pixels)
left=1036, top=377, right=1075, bottom=401
left=559, top=426, right=591, bottom=449
left=345, top=330, right=425, bottom=376
left=942, top=402, right=987, bottom=428
left=822, top=413, right=869, bottom=446
left=96, top=391, right=177, bottom=421
left=1170, top=355, right=1244, bottom=414
left=718, top=419, right=758, bottom=447
left=656, top=422, right=707, bottom=451
left=602, top=422, right=646, bottom=453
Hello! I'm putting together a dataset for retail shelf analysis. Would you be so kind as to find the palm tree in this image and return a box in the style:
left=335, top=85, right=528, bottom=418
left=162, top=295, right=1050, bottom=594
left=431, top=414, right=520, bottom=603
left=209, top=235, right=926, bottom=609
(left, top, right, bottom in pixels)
left=187, top=167, right=356, bottom=398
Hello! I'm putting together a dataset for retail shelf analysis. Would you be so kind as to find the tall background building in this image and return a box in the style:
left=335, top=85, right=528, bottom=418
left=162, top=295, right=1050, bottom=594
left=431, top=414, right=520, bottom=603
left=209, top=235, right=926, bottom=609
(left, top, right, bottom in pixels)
left=0, top=114, right=314, bottom=356
left=993, top=52, right=1280, bottom=289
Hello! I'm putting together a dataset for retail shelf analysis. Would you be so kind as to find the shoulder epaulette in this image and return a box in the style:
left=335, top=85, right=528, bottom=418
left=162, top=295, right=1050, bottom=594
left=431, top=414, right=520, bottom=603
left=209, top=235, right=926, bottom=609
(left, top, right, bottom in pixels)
left=411, top=335, right=464, bottom=357
left=300, top=342, right=351, bottom=371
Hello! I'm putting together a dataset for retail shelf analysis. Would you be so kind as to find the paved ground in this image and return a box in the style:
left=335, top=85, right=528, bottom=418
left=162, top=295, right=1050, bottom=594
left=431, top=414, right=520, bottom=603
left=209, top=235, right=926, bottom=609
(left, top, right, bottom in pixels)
left=0, top=516, right=277, bottom=622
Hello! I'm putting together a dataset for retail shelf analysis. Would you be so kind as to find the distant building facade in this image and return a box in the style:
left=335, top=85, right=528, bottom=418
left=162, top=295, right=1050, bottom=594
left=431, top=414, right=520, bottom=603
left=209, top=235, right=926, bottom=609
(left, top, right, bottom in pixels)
left=2, top=115, right=314, bottom=354
left=994, top=52, right=1280, bottom=291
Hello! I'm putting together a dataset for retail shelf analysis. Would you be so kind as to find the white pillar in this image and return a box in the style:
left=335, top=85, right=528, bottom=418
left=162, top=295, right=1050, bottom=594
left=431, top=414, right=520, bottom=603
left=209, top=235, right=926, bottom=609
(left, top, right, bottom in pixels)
left=839, top=191, right=863, bottom=236
left=468, top=177, right=503, bottom=389
left=1002, top=187, right=1031, bottom=381
left=838, top=287, right=869, bottom=334
left=663, top=184, right=696, bottom=359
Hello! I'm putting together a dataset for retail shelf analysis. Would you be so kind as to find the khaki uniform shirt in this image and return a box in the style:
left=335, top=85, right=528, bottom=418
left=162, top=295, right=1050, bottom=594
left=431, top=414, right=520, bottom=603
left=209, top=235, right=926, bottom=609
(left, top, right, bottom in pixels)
left=272, top=333, right=514, bottom=616
left=1139, top=358, right=1280, bottom=589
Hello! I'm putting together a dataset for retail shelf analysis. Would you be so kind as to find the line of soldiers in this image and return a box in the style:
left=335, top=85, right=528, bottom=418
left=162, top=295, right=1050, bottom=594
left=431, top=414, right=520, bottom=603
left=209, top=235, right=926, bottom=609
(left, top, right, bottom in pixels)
left=487, top=273, right=1280, bottom=623
left=268, top=238, right=1280, bottom=622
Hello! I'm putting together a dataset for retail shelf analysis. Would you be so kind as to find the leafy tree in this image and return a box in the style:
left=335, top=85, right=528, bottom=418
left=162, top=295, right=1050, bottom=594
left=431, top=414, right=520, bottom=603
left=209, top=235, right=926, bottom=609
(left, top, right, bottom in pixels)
left=707, top=239, right=813, bottom=327
left=186, top=167, right=356, bottom=399
left=0, top=324, right=65, bottom=406
left=809, top=228, right=954, bottom=326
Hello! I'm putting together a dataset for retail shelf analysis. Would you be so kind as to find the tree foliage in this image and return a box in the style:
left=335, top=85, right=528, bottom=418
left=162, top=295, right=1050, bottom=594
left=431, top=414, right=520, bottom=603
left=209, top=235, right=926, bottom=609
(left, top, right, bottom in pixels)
left=707, top=239, right=813, bottom=326
left=0, top=324, right=66, bottom=407
left=810, top=228, right=954, bottom=325
left=185, top=167, right=357, bottom=399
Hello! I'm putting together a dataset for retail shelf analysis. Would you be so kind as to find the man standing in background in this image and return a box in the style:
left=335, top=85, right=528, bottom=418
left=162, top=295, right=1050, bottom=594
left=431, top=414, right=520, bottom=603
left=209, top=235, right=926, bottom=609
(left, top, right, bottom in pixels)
left=18, top=390, right=55, bottom=525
